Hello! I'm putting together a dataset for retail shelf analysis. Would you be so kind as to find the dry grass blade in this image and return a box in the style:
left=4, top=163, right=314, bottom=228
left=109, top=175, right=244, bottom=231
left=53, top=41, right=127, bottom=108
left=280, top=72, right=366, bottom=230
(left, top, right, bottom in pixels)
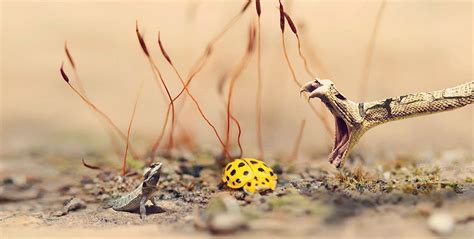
left=360, top=0, right=386, bottom=101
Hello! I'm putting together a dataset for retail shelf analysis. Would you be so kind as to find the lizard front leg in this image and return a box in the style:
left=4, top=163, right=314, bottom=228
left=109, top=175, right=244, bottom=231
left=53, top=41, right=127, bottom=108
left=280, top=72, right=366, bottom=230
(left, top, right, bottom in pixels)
left=139, top=196, right=147, bottom=220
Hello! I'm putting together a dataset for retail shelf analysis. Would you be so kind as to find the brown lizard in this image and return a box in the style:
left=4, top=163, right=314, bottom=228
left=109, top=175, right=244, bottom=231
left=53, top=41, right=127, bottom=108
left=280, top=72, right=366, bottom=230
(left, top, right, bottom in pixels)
left=109, top=162, right=163, bottom=220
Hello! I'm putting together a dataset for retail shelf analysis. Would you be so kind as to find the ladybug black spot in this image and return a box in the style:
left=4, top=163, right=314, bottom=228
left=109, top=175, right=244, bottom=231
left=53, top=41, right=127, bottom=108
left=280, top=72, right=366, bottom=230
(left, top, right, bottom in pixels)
left=250, top=160, right=258, bottom=164
left=232, top=181, right=236, bottom=186
left=254, top=177, right=258, bottom=180
left=243, top=171, right=249, bottom=176
left=265, top=178, right=270, bottom=182
left=230, top=169, right=236, bottom=176
left=238, top=162, right=245, bottom=167
left=236, top=178, right=241, bottom=183
left=226, top=176, right=230, bottom=181
left=226, top=164, right=232, bottom=171
left=258, top=167, right=265, bottom=172
left=247, top=182, right=251, bottom=187
left=270, top=172, right=274, bottom=176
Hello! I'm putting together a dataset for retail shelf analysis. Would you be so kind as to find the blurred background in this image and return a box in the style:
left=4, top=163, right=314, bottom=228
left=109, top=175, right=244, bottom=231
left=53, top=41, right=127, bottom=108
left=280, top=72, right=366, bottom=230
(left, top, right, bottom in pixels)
left=2, top=0, right=472, bottom=159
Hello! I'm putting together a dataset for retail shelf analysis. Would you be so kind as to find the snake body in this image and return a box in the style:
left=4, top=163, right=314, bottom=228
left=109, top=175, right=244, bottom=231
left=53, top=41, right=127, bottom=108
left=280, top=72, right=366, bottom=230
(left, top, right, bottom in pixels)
left=301, top=79, right=473, bottom=168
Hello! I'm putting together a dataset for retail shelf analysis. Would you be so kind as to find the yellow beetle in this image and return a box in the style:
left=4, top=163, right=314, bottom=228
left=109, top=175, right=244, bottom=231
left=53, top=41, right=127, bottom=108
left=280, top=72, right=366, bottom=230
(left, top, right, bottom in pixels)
left=222, top=158, right=277, bottom=194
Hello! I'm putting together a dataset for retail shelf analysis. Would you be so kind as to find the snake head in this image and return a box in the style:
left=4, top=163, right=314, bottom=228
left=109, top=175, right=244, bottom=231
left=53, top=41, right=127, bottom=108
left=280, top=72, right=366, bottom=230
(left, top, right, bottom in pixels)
left=300, top=79, right=335, bottom=99
left=143, top=162, right=163, bottom=187
left=301, top=79, right=362, bottom=168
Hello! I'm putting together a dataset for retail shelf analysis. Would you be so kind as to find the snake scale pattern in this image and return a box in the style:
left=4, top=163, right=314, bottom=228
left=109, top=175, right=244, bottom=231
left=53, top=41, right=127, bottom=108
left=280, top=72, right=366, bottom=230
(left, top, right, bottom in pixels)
left=300, top=79, right=473, bottom=168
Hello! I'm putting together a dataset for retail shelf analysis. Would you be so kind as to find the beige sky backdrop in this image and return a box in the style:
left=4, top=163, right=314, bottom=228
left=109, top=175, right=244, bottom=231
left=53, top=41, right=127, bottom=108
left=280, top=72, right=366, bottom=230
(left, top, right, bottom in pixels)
left=1, top=1, right=472, bottom=157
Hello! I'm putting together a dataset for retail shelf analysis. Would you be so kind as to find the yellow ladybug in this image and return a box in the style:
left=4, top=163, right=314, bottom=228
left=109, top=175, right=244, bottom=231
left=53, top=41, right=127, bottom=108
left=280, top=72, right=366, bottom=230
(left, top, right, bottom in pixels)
left=222, top=158, right=277, bottom=194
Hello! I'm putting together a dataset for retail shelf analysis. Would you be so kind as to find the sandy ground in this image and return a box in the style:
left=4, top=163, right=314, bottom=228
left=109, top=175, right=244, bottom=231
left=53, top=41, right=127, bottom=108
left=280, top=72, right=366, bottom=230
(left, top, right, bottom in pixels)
left=1, top=146, right=473, bottom=238
left=1, top=1, right=473, bottom=238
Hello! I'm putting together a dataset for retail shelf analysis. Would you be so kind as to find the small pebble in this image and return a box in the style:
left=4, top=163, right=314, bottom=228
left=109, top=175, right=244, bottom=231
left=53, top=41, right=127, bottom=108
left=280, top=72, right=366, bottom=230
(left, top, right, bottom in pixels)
left=427, top=212, right=454, bottom=236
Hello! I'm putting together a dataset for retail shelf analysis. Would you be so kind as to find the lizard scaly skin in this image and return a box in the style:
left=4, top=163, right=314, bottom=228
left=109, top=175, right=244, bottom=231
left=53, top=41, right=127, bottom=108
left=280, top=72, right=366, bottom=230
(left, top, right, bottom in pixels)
left=109, top=162, right=162, bottom=219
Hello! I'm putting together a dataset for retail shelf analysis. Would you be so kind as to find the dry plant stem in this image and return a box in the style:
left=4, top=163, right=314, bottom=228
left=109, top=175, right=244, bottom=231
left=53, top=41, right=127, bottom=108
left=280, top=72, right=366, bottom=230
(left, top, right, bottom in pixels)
left=359, top=0, right=386, bottom=101
left=281, top=35, right=332, bottom=135
left=278, top=1, right=333, bottom=136
left=64, top=42, right=86, bottom=96
left=224, top=23, right=256, bottom=159
left=60, top=64, right=140, bottom=159
left=299, top=35, right=330, bottom=78
left=169, top=0, right=251, bottom=129
left=149, top=1, right=250, bottom=157
left=230, top=113, right=243, bottom=158
left=121, top=80, right=143, bottom=175
left=224, top=53, right=251, bottom=158
left=281, top=34, right=301, bottom=87
left=158, top=35, right=232, bottom=159
left=255, top=17, right=264, bottom=160
left=295, top=35, right=315, bottom=78
left=216, top=84, right=243, bottom=158
left=147, top=58, right=176, bottom=150
left=290, top=119, right=306, bottom=161
left=149, top=49, right=209, bottom=158
left=170, top=63, right=232, bottom=159
left=135, top=24, right=176, bottom=153
left=64, top=43, right=126, bottom=158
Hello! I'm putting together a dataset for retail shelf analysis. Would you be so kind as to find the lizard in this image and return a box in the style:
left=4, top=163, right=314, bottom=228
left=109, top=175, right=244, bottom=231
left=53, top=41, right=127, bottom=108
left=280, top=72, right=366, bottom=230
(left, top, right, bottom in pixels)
left=300, top=79, right=473, bottom=168
left=109, top=162, right=163, bottom=220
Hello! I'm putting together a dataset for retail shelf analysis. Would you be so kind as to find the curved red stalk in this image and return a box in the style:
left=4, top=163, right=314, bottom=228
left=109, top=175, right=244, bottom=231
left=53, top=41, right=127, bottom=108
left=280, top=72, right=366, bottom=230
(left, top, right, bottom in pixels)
left=148, top=1, right=251, bottom=157
left=158, top=34, right=232, bottom=159
left=59, top=64, right=141, bottom=159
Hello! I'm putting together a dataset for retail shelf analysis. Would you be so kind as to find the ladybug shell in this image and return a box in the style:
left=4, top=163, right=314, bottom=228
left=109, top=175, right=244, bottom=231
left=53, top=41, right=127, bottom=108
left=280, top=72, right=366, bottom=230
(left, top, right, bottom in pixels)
left=222, top=158, right=277, bottom=193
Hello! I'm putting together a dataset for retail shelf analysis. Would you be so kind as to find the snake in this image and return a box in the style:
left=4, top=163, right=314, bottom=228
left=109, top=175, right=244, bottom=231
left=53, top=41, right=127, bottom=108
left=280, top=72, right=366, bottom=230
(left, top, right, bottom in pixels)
left=300, top=79, right=473, bottom=168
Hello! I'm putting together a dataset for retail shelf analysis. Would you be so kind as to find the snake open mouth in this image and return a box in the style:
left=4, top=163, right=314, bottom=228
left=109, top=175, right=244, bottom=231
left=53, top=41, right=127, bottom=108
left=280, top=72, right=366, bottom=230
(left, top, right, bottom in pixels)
left=330, top=115, right=350, bottom=165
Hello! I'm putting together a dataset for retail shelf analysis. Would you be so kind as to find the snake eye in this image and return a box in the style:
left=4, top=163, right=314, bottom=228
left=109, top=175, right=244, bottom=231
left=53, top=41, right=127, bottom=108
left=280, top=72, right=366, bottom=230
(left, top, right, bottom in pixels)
left=335, top=93, right=346, bottom=100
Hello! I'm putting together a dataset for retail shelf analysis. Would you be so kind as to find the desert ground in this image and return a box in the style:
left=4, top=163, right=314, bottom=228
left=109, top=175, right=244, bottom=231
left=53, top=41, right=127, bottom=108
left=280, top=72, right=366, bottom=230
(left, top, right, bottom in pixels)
left=1, top=1, right=473, bottom=238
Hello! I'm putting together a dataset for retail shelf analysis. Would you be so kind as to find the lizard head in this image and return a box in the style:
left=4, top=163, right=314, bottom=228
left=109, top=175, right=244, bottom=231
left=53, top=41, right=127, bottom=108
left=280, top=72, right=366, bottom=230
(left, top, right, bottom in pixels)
left=143, top=162, right=163, bottom=187
left=300, top=79, right=363, bottom=168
